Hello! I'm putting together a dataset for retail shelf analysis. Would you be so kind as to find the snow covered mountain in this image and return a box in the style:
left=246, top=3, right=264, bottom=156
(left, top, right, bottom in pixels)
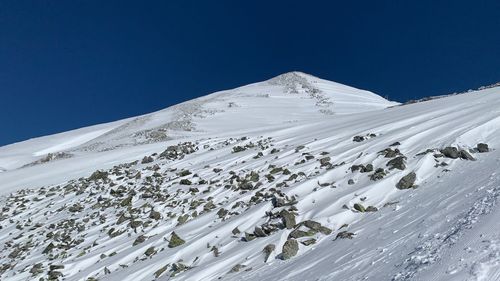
left=0, top=72, right=499, bottom=281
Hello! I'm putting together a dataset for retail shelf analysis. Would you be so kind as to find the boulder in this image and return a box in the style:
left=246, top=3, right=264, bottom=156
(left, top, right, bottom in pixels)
left=232, top=227, right=241, bottom=235
left=263, top=244, right=276, bottom=262
left=370, top=168, right=386, bottom=181
left=441, top=147, right=459, bottom=159
left=353, top=136, right=366, bottom=142
left=387, top=156, right=406, bottom=170
left=288, top=229, right=316, bottom=239
left=149, top=210, right=161, bottom=220
left=168, top=232, right=185, bottom=248
left=459, top=149, right=475, bottom=160
left=477, top=143, right=489, bottom=153
left=141, top=156, right=154, bottom=164
left=353, top=203, right=365, bottom=212
left=179, top=179, right=192, bottom=185
left=319, top=157, right=331, bottom=166
left=396, top=172, right=416, bottom=189
left=281, top=239, right=299, bottom=260
left=144, top=246, right=156, bottom=256
left=89, top=170, right=108, bottom=181
left=335, top=231, right=355, bottom=240
left=280, top=210, right=296, bottom=229
left=301, top=238, right=317, bottom=246
left=217, top=208, right=228, bottom=218
left=133, top=235, right=146, bottom=246
left=363, top=164, right=374, bottom=173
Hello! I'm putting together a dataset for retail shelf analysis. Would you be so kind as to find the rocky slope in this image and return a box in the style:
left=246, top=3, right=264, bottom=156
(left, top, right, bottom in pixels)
left=0, top=73, right=499, bottom=281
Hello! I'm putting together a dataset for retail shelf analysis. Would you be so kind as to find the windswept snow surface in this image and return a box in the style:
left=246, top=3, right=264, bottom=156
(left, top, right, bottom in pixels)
left=0, top=72, right=499, bottom=281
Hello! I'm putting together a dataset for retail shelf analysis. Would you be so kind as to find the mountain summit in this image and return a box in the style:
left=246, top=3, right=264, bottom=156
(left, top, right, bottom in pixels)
left=0, top=72, right=396, bottom=170
left=0, top=74, right=499, bottom=281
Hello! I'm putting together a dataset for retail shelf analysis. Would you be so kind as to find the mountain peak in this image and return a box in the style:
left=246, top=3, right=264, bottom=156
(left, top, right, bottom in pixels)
left=266, top=71, right=316, bottom=85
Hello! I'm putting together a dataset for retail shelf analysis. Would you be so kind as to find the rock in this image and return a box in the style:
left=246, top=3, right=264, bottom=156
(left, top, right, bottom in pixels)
left=318, top=225, right=332, bottom=235
left=335, top=231, right=355, bottom=240
left=281, top=239, right=299, bottom=260
left=89, top=170, right=108, bottom=181
left=280, top=210, right=296, bottom=229
left=229, top=264, right=245, bottom=273
left=301, top=238, right=317, bottom=246
left=49, top=265, right=64, bottom=271
left=254, top=226, right=267, bottom=237
left=301, top=220, right=331, bottom=235
left=244, top=232, right=256, bottom=242
left=48, top=270, right=63, bottom=279
left=239, top=182, right=254, bottom=190
left=370, top=168, right=386, bottom=181
left=390, top=141, right=401, bottom=146
left=211, top=245, right=220, bottom=257
left=396, top=172, right=416, bottom=189
left=179, top=179, right=192, bottom=185
left=441, top=147, right=459, bottom=159
left=232, top=227, right=241, bottom=235
left=171, top=262, right=188, bottom=276
left=353, top=136, right=366, bottom=142
left=295, top=145, right=306, bottom=152
left=120, top=196, right=133, bottom=207
left=30, top=263, right=44, bottom=275
left=353, top=203, right=366, bottom=212
left=204, top=201, right=216, bottom=211
left=144, top=247, right=156, bottom=256
left=348, top=179, right=355, bottom=185
left=319, top=157, right=331, bottom=166
left=141, top=156, right=154, bottom=164
left=43, top=242, right=55, bottom=254
left=168, top=232, right=185, bottom=248
left=351, top=165, right=363, bottom=172
left=177, top=214, right=189, bottom=225
left=477, top=143, right=489, bottom=153
left=365, top=206, right=378, bottom=212
left=302, top=220, right=321, bottom=230
left=133, top=235, right=146, bottom=246
left=288, top=229, right=316, bottom=239
left=217, top=208, right=228, bottom=218
left=232, top=146, right=246, bottom=153
left=154, top=264, right=169, bottom=278
left=387, top=156, right=406, bottom=170
left=384, top=149, right=398, bottom=158
left=263, top=244, right=276, bottom=262
left=363, top=164, right=374, bottom=173
left=271, top=196, right=286, bottom=207
left=269, top=167, right=283, bottom=174
left=149, top=210, right=161, bottom=220
left=459, top=149, right=475, bottom=160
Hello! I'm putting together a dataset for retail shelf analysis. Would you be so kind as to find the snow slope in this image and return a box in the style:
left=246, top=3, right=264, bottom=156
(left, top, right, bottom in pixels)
left=0, top=72, right=499, bottom=281
left=0, top=72, right=395, bottom=172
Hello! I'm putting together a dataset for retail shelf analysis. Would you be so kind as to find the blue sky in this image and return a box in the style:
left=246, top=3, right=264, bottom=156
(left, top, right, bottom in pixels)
left=1, top=1, right=499, bottom=146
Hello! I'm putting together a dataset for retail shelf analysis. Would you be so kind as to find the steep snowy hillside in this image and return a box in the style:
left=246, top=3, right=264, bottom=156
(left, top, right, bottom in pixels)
left=0, top=72, right=395, bottom=172
left=0, top=73, right=499, bottom=281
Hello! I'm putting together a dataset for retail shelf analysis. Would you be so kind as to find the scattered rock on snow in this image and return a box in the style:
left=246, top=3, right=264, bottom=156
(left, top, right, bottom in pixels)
left=396, top=172, right=416, bottom=189
left=168, top=232, right=185, bottom=248
left=281, top=239, right=299, bottom=260
left=476, top=143, right=489, bottom=153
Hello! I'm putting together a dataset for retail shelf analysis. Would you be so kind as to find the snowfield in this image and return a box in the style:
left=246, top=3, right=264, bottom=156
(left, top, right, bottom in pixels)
left=0, top=72, right=499, bottom=281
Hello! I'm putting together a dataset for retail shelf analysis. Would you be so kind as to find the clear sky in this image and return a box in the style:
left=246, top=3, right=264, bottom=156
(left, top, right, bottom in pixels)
left=1, top=1, right=499, bottom=146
